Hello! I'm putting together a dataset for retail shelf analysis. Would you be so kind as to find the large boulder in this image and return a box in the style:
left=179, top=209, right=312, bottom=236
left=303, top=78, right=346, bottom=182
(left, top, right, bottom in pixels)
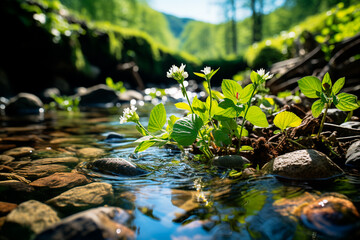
left=89, top=158, right=148, bottom=176
left=345, top=140, right=360, bottom=167
left=1, top=200, right=60, bottom=240
left=35, top=207, right=135, bottom=240
left=77, top=84, right=120, bottom=108
left=264, top=149, right=344, bottom=180
left=5, top=93, right=44, bottom=115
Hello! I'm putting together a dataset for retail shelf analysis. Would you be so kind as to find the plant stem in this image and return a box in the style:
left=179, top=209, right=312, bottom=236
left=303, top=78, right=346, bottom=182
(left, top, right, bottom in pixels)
left=207, top=80, right=216, bottom=129
left=317, top=102, right=329, bottom=138
left=136, top=121, right=150, bottom=135
left=238, top=85, right=257, bottom=150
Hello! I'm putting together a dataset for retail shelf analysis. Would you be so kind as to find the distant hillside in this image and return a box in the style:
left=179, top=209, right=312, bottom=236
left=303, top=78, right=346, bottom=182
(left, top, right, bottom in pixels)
left=163, top=13, right=194, bottom=38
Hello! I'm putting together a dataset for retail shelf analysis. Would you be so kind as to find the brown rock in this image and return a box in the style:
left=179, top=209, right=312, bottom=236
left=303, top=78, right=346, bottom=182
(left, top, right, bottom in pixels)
left=30, top=172, right=91, bottom=190
left=0, top=165, right=14, bottom=173
left=3, top=147, right=35, bottom=158
left=0, top=155, right=14, bottom=164
left=31, top=157, right=80, bottom=167
left=76, top=148, right=105, bottom=158
left=0, top=173, right=30, bottom=183
left=16, top=164, right=70, bottom=180
left=0, top=201, right=17, bottom=216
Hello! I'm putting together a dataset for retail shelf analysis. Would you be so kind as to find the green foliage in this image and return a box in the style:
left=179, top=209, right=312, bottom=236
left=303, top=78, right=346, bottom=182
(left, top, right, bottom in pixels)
left=298, top=72, right=359, bottom=137
left=106, top=77, right=126, bottom=93
left=251, top=46, right=285, bottom=69
left=273, top=111, right=302, bottom=132
left=50, top=94, right=79, bottom=112
left=148, top=103, right=167, bottom=132
left=171, top=114, right=204, bottom=146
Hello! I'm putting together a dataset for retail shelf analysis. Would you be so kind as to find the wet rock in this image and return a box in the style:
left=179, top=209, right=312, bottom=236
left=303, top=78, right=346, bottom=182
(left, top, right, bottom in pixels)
left=0, top=180, right=34, bottom=204
left=3, top=147, right=35, bottom=157
left=31, top=157, right=80, bottom=167
left=30, top=172, right=91, bottom=192
left=266, top=149, right=344, bottom=180
left=35, top=207, right=135, bottom=240
left=0, top=201, right=17, bottom=217
left=89, top=158, right=148, bottom=176
left=46, top=182, right=114, bottom=214
left=2, top=200, right=60, bottom=240
left=340, top=121, right=360, bottom=129
left=15, top=164, right=70, bottom=180
left=345, top=140, right=360, bottom=167
left=326, top=108, right=348, bottom=124
left=49, top=137, right=84, bottom=144
left=76, top=147, right=105, bottom=158
left=5, top=93, right=44, bottom=115
left=104, top=132, right=125, bottom=143
left=0, top=155, right=14, bottom=164
left=212, top=155, right=250, bottom=169
left=0, top=173, right=30, bottom=183
left=301, top=196, right=360, bottom=238
left=119, top=89, right=143, bottom=101
left=0, top=165, right=13, bottom=173
left=77, top=84, right=120, bottom=108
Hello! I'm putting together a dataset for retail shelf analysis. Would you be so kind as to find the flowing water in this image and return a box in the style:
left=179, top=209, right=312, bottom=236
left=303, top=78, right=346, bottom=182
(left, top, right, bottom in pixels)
left=1, top=102, right=360, bottom=239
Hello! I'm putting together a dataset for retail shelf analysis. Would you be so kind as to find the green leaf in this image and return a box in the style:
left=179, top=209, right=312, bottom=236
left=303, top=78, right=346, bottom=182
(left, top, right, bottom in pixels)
left=192, top=96, right=208, bottom=123
left=332, top=77, right=345, bottom=95
left=237, top=126, right=248, bottom=137
left=175, top=102, right=191, bottom=112
left=274, top=130, right=281, bottom=134
left=213, top=129, right=231, bottom=147
left=250, top=71, right=261, bottom=84
left=148, top=103, right=166, bottom=132
left=298, top=76, right=322, bottom=98
left=273, top=111, right=302, bottom=131
left=335, top=93, right=360, bottom=111
left=194, top=72, right=205, bottom=78
left=208, top=67, right=220, bottom=79
left=135, top=140, right=156, bottom=153
left=322, top=72, right=332, bottom=90
left=216, top=98, right=243, bottom=118
left=206, top=96, right=219, bottom=118
left=221, top=79, right=242, bottom=103
left=166, top=115, right=180, bottom=132
left=245, top=106, right=269, bottom=128
left=311, top=99, right=325, bottom=118
left=239, top=84, right=255, bottom=104
left=136, top=125, right=147, bottom=136
left=171, top=114, right=203, bottom=146
left=240, top=145, right=254, bottom=151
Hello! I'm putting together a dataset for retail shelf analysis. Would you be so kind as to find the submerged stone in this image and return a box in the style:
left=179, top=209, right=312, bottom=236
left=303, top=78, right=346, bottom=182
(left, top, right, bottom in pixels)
left=30, top=172, right=91, bottom=191
left=15, top=164, right=70, bottom=180
left=0, top=180, right=35, bottom=203
left=345, top=140, right=360, bottom=167
left=35, top=207, right=135, bottom=240
left=0, top=201, right=17, bottom=217
left=0, top=173, right=30, bottom=183
left=301, top=196, right=360, bottom=238
left=2, top=200, right=60, bottom=240
left=77, top=84, right=120, bottom=108
left=31, top=157, right=80, bottom=167
left=3, top=147, right=34, bottom=158
left=89, top=158, right=148, bottom=176
left=46, top=182, right=114, bottom=214
left=266, top=149, right=344, bottom=180
left=76, top=147, right=105, bottom=158
left=212, top=155, right=250, bottom=169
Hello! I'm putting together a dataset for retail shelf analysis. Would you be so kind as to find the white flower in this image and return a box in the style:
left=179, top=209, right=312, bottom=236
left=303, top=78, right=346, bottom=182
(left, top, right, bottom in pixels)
left=166, top=64, right=188, bottom=81
left=257, top=68, right=273, bottom=80
left=201, top=66, right=211, bottom=76
left=119, top=106, right=138, bottom=124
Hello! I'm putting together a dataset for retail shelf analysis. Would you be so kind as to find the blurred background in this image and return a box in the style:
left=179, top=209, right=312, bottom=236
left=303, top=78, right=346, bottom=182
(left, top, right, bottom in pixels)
left=0, top=0, right=359, bottom=97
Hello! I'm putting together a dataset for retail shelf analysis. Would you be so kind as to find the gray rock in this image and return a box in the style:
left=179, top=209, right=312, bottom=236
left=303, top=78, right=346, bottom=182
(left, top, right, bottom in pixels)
left=266, top=149, right=344, bottom=180
left=345, top=140, right=360, bottom=167
left=46, top=182, right=114, bottom=213
left=89, top=158, right=148, bottom=176
left=15, top=164, right=70, bottom=180
left=3, top=147, right=35, bottom=158
left=77, top=84, right=120, bottom=108
left=31, top=157, right=80, bottom=167
left=326, top=108, right=348, bottom=124
left=119, top=89, right=144, bottom=101
left=2, top=200, right=60, bottom=240
left=35, top=207, right=135, bottom=240
left=5, top=93, right=44, bottom=115
left=212, top=155, right=250, bottom=169
left=341, top=121, right=360, bottom=129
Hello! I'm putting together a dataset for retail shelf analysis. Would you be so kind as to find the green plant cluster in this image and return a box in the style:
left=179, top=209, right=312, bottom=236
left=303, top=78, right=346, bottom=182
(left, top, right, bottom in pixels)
left=120, top=67, right=359, bottom=162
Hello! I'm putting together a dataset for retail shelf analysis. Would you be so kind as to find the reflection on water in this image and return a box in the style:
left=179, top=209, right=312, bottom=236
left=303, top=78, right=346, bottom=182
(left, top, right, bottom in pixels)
left=1, top=103, right=360, bottom=239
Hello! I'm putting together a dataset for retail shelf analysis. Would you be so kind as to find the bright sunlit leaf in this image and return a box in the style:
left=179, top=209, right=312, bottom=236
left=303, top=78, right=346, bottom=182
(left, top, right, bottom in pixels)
left=273, top=111, right=302, bottom=131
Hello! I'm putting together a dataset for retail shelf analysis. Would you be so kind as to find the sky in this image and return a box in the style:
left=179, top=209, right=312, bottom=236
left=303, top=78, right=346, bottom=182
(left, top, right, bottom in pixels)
left=148, top=0, right=285, bottom=24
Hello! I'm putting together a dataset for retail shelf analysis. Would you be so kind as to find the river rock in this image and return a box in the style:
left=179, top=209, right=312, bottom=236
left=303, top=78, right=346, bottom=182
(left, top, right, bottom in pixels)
left=345, top=140, right=360, bottom=167
left=266, top=149, right=344, bottom=180
left=46, top=182, right=114, bottom=214
left=31, top=157, right=80, bottom=167
left=0, top=155, right=14, bottom=164
left=16, top=164, right=70, bottom=180
left=340, top=121, right=360, bottom=129
left=0, top=173, right=30, bottom=183
left=35, top=207, right=135, bottom=240
left=326, top=108, right=348, bottom=124
left=212, top=155, right=250, bottom=169
left=3, top=147, right=35, bottom=157
left=0, top=165, right=14, bottom=173
left=0, top=180, right=35, bottom=203
left=0, top=201, right=17, bottom=216
left=2, top=200, right=60, bottom=240
left=119, top=89, right=143, bottom=101
left=89, top=158, right=148, bottom=176
left=301, top=196, right=360, bottom=238
left=104, top=132, right=125, bottom=142
left=77, top=84, right=120, bottom=108
left=30, top=172, right=91, bottom=191
left=5, top=93, right=44, bottom=115
left=76, top=147, right=105, bottom=158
